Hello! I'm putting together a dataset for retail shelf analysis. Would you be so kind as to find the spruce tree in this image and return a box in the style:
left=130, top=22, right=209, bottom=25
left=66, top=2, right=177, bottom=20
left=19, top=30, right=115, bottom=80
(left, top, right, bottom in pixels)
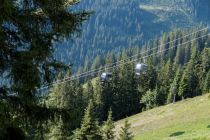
left=167, top=66, right=182, bottom=103
left=91, top=55, right=102, bottom=70
left=102, top=109, right=115, bottom=140
left=111, top=68, right=122, bottom=119
left=200, top=48, right=210, bottom=94
left=93, top=78, right=105, bottom=122
left=174, top=33, right=185, bottom=65
left=73, top=100, right=102, bottom=140
left=179, top=44, right=199, bottom=98
left=84, top=81, right=94, bottom=101
left=117, top=54, right=140, bottom=118
left=157, top=59, right=174, bottom=105
left=178, top=61, right=197, bottom=99
left=203, top=71, right=210, bottom=94
left=142, top=58, right=157, bottom=91
left=46, top=117, right=66, bottom=140
left=118, top=119, right=133, bottom=140
left=46, top=70, right=85, bottom=138
left=0, top=0, right=90, bottom=137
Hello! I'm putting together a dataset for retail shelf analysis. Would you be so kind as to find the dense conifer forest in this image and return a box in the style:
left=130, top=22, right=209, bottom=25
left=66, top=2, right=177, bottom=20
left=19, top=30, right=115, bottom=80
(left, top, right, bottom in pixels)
left=0, top=0, right=210, bottom=139
left=41, top=28, right=210, bottom=139
left=55, top=0, right=210, bottom=72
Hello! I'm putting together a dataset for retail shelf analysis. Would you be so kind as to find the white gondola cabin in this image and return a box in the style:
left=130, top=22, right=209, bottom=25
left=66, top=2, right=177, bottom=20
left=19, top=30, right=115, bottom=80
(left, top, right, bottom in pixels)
left=135, top=63, right=147, bottom=75
left=101, top=72, right=112, bottom=82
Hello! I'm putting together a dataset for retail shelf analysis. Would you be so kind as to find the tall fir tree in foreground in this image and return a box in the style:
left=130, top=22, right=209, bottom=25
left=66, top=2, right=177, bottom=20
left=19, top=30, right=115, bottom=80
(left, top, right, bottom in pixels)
left=118, top=119, right=133, bottom=140
left=0, top=0, right=89, bottom=138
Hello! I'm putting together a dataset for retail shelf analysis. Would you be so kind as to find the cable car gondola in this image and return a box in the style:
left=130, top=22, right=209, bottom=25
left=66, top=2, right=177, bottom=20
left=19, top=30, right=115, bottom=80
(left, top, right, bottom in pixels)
left=135, top=63, right=147, bottom=75
left=101, top=72, right=112, bottom=82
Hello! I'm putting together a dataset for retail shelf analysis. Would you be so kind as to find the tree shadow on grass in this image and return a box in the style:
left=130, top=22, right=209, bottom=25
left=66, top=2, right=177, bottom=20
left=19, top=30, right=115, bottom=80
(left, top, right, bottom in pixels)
left=207, top=125, right=210, bottom=128
left=170, top=131, right=185, bottom=137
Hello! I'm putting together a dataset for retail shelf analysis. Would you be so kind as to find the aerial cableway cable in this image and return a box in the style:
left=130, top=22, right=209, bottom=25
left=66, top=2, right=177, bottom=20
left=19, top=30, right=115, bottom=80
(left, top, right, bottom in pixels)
left=49, top=27, right=208, bottom=86
left=36, top=27, right=209, bottom=93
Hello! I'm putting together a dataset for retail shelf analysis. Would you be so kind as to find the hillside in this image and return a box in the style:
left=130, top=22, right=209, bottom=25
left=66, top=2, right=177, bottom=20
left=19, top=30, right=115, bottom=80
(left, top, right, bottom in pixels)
left=1, top=1, right=210, bottom=139
left=55, top=0, right=210, bottom=71
left=115, top=93, right=210, bottom=140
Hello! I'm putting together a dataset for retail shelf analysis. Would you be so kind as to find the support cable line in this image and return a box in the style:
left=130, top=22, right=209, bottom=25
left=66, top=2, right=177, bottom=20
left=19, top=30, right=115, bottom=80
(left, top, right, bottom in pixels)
left=37, top=32, right=210, bottom=92
left=38, top=29, right=209, bottom=91
left=52, top=33, right=210, bottom=85
left=50, top=27, right=208, bottom=85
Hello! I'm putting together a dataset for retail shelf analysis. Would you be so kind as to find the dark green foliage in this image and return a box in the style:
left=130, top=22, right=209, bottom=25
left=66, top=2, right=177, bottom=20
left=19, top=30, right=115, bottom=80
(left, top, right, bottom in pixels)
left=1, top=10, right=210, bottom=139
left=80, top=28, right=210, bottom=121
left=56, top=0, right=210, bottom=72
left=118, top=119, right=133, bottom=140
left=70, top=28, right=210, bottom=126
left=157, top=59, right=174, bottom=105
left=84, top=81, right=94, bottom=101
left=45, top=70, right=86, bottom=138
left=167, top=66, right=182, bottom=103
left=111, top=59, right=140, bottom=120
left=138, top=59, right=157, bottom=94
left=42, top=27, right=210, bottom=139
left=41, top=28, right=210, bottom=139
left=203, top=71, right=210, bottom=94
left=4, top=127, right=25, bottom=140
left=199, top=48, right=210, bottom=94
left=98, top=78, right=113, bottom=122
left=179, top=45, right=200, bottom=99
left=0, top=0, right=89, bottom=138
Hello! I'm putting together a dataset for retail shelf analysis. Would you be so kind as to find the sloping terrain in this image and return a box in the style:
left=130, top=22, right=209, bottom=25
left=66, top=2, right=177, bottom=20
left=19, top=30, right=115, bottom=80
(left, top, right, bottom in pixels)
left=115, top=93, right=210, bottom=140
left=55, top=0, right=210, bottom=71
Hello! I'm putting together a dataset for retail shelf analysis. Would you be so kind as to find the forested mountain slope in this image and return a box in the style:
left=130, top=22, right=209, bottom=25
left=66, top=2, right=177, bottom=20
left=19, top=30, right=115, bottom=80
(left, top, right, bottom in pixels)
left=55, top=0, right=210, bottom=71
left=1, top=0, right=209, bottom=139
left=2, top=26, right=209, bottom=139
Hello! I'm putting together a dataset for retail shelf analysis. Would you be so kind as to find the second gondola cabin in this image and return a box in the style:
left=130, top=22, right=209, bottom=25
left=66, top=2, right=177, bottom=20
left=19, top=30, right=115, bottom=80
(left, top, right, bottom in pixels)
left=135, top=63, right=147, bottom=75
left=101, top=72, right=112, bottom=82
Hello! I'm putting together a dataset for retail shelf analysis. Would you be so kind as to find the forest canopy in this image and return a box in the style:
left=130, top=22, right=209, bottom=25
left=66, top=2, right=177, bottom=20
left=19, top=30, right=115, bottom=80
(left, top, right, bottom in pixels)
left=0, top=0, right=210, bottom=139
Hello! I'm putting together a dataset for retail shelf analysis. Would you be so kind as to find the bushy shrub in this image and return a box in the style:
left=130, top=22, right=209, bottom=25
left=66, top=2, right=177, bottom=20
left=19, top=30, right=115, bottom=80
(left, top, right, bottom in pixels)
left=140, top=90, right=158, bottom=110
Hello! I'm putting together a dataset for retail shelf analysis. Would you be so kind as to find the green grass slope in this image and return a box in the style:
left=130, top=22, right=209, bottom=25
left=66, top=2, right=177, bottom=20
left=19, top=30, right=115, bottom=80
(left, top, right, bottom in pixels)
left=115, top=94, right=210, bottom=140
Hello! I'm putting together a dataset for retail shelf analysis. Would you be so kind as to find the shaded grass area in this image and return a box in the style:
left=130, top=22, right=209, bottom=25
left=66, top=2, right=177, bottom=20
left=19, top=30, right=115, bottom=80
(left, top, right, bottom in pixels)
left=115, top=94, right=210, bottom=140
left=169, top=131, right=185, bottom=137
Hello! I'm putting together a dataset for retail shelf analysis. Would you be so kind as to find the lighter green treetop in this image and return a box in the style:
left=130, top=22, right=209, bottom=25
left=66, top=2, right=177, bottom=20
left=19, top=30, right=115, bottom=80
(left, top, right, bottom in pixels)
left=118, top=119, right=133, bottom=140
left=102, top=109, right=115, bottom=140
left=73, top=99, right=102, bottom=140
